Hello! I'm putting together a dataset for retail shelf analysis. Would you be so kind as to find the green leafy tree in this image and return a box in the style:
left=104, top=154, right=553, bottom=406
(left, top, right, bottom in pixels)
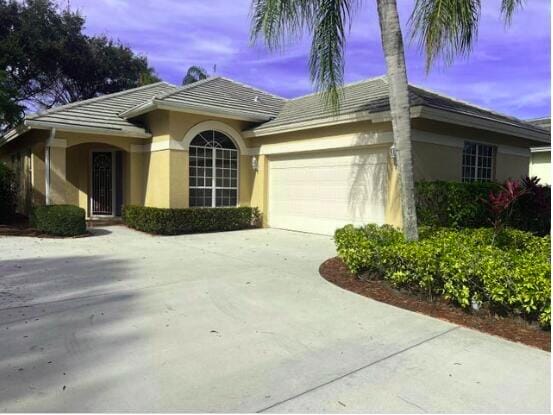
left=251, top=0, right=523, bottom=241
left=0, top=0, right=160, bottom=131
left=0, top=70, right=23, bottom=128
left=182, top=65, right=209, bottom=85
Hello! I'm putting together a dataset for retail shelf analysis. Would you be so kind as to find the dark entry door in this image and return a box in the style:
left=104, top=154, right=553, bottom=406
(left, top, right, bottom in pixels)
left=91, top=152, right=113, bottom=216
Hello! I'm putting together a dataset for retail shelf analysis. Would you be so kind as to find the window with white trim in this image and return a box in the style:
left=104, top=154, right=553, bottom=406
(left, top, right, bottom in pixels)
left=462, top=142, right=496, bottom=182
left=189, top=130, right=238, bottom=207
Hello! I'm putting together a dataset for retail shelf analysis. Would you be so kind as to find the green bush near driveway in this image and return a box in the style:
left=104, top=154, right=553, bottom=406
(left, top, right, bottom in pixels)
left=122, top=205, right=261, bottom=235
left=335, top=224, right=551, bottom=327
left=415, top=180, right=499, bottom=228
left=0, top=162, right=17, bottom=223
left=415, top=180, right=550, bottom=235
left=30, top=205, right=87, bottom=236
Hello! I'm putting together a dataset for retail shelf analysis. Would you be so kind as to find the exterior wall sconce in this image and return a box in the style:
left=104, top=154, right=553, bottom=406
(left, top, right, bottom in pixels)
left=251, top=156, right=259, bottom=172
left=390, top=145, right=398, bottom=167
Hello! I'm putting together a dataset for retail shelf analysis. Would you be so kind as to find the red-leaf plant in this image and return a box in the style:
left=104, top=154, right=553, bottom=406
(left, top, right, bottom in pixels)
left=485, top=179, right=527, bottom=239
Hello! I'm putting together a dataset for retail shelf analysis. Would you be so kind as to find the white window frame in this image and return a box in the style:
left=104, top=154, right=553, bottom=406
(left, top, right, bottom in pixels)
left=462, top=141, right=496, bottom=182
left=189, top=131, right=239, bottom=208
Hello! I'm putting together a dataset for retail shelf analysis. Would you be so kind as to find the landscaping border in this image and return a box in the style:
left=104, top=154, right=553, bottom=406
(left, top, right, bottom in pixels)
left=320, top=256, right=551, bottom=351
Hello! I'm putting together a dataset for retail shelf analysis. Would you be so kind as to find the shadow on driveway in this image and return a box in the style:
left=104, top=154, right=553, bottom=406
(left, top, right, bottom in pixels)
left=0, top=255, right=145, bottom=411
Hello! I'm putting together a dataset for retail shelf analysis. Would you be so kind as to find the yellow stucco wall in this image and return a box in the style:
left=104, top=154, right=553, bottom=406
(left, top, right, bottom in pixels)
left=412, top=141, right=463, bottom=181
left=60, top=132, right=146, bottom=216
left=411, top=125, right=531, bottom=182
left=496, top=153, right=530, bottom=181
left=141, top=110, right=259, bottom=209
left=529, top=151, right=551, bottom=185
left=0, top=111, right=540, bottom=230
left=385, top=156, right=402, bottom=228
left=0, top=129, right=49, bottom=213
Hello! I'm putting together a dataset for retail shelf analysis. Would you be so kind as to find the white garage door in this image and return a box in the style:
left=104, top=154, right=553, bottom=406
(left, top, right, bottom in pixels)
left=268, top=148, right=388, bottom=235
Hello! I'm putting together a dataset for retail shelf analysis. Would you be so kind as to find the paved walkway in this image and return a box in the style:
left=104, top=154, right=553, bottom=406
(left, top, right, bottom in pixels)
left=0, top=226, right=549, bottom=412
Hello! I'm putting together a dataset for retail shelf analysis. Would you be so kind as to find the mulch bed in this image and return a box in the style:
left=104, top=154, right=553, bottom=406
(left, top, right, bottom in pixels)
left=0, top=216, right=91, bottom=238
left=320, top=257, right=551, bottom=352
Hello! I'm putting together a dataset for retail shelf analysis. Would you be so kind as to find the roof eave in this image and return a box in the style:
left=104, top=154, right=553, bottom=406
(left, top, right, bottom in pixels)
left=244, top=110, right=394, bottom=137
left=417, top=106, right=551, bottom=145
left=0, top=124, right=32, bottom=148
left=25, top=120, right=152, bottom=138
left=530, top=146, right=551, bottom=153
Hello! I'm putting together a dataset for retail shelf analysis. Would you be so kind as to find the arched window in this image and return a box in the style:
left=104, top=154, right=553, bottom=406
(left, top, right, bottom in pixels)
left=189, top=130, right=238, bottom=207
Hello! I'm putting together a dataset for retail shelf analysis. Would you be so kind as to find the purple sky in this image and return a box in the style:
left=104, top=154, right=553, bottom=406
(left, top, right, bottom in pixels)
left=63, top=0, right=550, bottom=119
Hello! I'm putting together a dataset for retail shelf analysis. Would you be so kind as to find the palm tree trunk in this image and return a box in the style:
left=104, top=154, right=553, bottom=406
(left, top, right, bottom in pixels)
left=376, top=0, right=419, bottom=241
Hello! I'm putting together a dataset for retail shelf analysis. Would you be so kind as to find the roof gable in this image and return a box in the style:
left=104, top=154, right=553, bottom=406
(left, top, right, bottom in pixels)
left=119, top=77, right=285, bottom=121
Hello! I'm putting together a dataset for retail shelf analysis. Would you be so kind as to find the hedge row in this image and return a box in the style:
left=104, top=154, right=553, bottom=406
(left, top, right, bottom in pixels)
left=30, top=205, right=87, bottom=236
left=415, top=180, right=551, bottom=235
left=122, top=205, right=261, bottom=235
left=335, top=224, right=551, bottom=327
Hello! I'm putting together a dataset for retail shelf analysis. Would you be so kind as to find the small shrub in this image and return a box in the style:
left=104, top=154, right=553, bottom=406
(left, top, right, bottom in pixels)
left=335, top=224, right=551, bottom=327
left=30, top=205, right=86, bottom=236
left=0, top=162, right=17, bottom=223
left=485, top=179, right=526, bottom=236
left=335, top=224, right=402, bottom=274
left=122, top=205, right=261, bottom=235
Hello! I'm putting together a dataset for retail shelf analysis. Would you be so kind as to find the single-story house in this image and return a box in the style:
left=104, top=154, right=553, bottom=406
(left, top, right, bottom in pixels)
left=527, top=117, right=551, bottom=185
left=0, top=76, right=549, bottom=234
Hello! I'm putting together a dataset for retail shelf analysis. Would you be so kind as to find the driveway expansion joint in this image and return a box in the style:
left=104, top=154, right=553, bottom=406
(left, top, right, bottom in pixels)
left=256, top=326, right=460, bottom=413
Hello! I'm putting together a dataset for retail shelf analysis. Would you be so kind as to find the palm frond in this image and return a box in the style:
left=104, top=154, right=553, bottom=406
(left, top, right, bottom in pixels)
left=501, top=0, right=524, bottom=23
left=409, top=0, right=481, bottom=71
left=250, top=0, right=314, bottom=50
left=250, top=0, right=358, bottom=112
left=310, top=0, right=358, bottom=109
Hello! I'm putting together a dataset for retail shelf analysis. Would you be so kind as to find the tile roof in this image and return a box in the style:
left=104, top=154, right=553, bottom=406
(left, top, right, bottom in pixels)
left=249, top=77, right=548, bottom=138
left=526, top=117, right=551, bottom=132
left=149, top=77, right=284, bottom=119
left=250, top=76, right=390, bottom=131
left=5, top=75, right=549, bottom=143
left=25, top=82, right=178, bottom=136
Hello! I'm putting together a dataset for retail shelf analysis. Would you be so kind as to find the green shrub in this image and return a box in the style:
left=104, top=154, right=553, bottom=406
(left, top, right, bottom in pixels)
left=335, top=225, right=551, bottom=327
left=335, top=224, right=402, bottom=274
left=30, top=205, right=86, bottom=236
left=415, top=180, right=551, bottom=235
left=415, top=181, right=498, bottom=228
left=0, top=162, right=17, bottom=223
left=510, top=177, right=551, bottom=236
left=415, top=177, right=551, bottom=236
left=122, top=205, right=261, bottom=235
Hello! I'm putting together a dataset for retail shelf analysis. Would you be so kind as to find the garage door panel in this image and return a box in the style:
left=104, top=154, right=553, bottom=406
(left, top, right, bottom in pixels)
left=268, top=149, right=388, bottom=235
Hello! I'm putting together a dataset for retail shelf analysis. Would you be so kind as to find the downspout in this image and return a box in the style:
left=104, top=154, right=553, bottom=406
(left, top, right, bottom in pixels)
left=45, top=128, right=56, bottom=205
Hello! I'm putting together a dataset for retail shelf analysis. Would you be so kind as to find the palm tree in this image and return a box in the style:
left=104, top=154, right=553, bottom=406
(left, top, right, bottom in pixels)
left=250, top=0, right=523, bottom=241
left=182, top=65, right=209, bottom=85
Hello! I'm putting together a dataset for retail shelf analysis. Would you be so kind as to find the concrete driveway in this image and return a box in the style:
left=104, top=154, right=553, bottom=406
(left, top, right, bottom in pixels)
left=0, top=226, right=549, bottom=412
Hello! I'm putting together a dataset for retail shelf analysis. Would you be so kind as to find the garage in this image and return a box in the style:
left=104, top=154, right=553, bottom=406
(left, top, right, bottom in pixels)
left=268, top=148, right=389, bottom=235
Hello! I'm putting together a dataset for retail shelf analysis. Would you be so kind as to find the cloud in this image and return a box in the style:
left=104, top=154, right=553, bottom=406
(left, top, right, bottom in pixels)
left=57, top=0, right=550, bottom=118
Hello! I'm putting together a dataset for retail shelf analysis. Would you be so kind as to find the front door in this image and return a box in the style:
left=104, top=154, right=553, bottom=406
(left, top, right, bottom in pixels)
left=91, top=151, right=114, bottom=216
